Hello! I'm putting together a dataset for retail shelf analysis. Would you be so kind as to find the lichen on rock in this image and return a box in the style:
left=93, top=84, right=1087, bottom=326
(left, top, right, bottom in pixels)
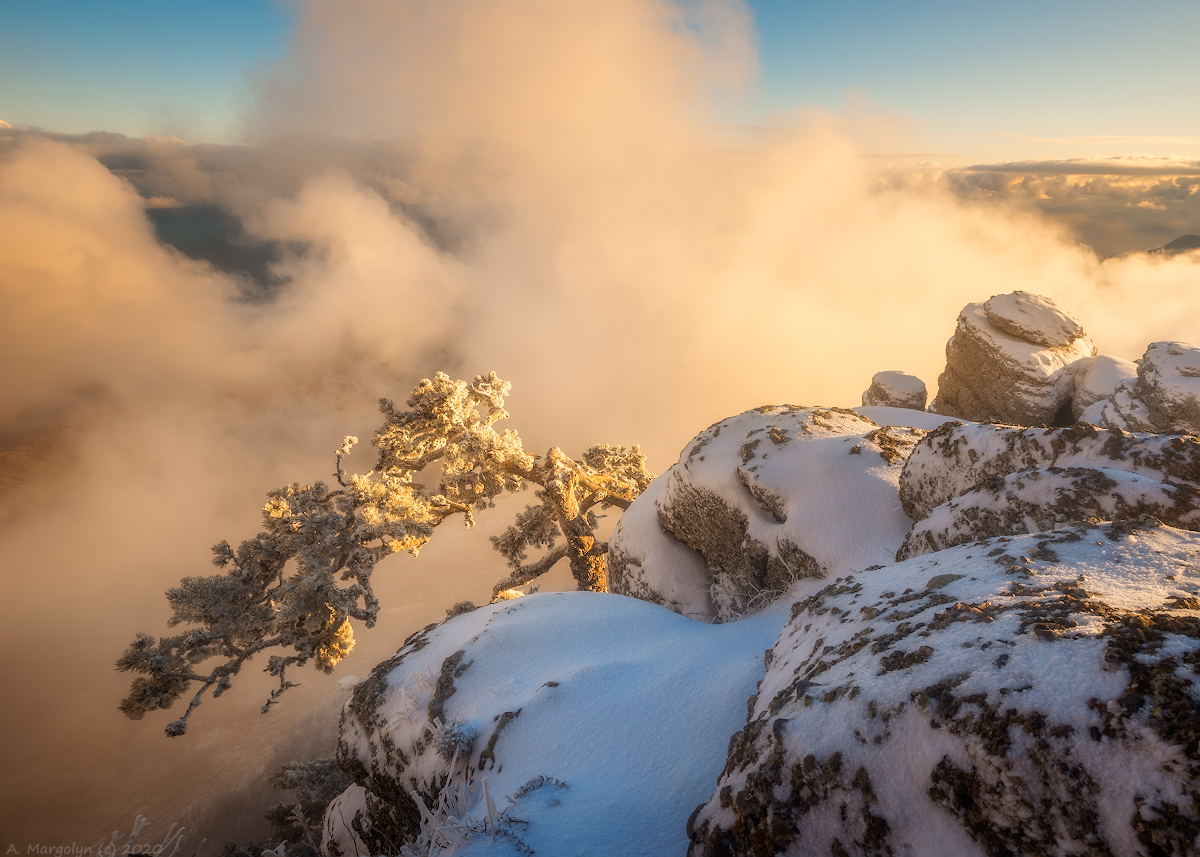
left=899, top=421, right=1200, bottom=523
left=897, top=466, right=1200, bottom=560
left=687, top=522, right=1200, bottom=857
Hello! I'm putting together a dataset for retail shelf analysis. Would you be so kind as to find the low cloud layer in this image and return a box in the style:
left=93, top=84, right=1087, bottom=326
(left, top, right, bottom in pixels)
left=2, top=0, right=1199, bottom=848
left=945, top=156, right=1200, bottom=256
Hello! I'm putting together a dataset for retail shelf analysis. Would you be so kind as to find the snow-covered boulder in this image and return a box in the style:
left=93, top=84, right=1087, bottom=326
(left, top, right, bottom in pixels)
left=612, top=406, right=924, bottom=622
left=1069, top=354, right=1139, bottom=420
left=686, top=521, right=1200, bottom=857
left=1137, top=341, right=1200, bottom=434
left=1077, top=342, right=1200, bottom=435
left=929, top=292, right=1096, bottom=426
left=897, top=466, right=1200, bottom=560
left=1079, top=378, right=1158, bottom=433
left=324, top=592, right=788, bottom=856
left=899, top=421, right=1200, bottom=523
left=861, top=371, right=927, bottom=410
left=607, top=471, right=716, bottom=621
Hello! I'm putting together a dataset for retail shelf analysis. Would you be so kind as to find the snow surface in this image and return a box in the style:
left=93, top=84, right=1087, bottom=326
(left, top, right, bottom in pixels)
left=959, top=301, right=1094, bottom=375
left=330, top=593, right=789, bottom=856
left=1070, top=354, right=1138, bottom=417
left=982, top=290, right=1086, bottom=347
left=853, top=405, right=959, bottom=431
left=900, top=421, right=1200, bottom=522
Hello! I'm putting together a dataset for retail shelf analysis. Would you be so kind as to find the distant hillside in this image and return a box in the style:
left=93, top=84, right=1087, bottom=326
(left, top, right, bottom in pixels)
left=1152, top=234, right=1200, bottom=254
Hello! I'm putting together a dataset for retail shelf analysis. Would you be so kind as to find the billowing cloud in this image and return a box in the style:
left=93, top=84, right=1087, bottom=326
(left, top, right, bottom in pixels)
left=2, top=0, right=1200, bottom=848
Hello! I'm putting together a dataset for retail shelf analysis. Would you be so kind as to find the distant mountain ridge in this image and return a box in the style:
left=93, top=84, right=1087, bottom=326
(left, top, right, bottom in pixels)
left=1152, top=233, right=1200, bottom=254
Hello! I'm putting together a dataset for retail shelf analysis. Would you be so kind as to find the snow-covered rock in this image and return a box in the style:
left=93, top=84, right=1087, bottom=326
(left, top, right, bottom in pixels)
left=860, top=371, right=927, bottom=410
left=1078, top=377, right=1157, bottom=432
left=899, top=421, right=1200, bottom=523
left=929, top=292, right=1096, bottom=426
left=1137, top=341, right=1200, bottom=435
left=623, top=406, right=924, bottom=622
left=1069, top=354, right=1139, bottom=420
left=852, top=406, right=960, bottom=431
left=1077, top=342, right=1200, bottom=435
left=897, top=466, right=1200, bottom=560
left=686, top=521, right=1200, bottom=857
left=324, top=592, right=789, bottom=856
left=607, top=471, right=716, bottom=621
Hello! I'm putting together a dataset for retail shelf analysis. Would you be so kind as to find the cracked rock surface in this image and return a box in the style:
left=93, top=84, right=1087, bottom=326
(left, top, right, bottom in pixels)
left=929, top=292, right=1096, bottom=425
left=687, top=521, right=1200, bottom=857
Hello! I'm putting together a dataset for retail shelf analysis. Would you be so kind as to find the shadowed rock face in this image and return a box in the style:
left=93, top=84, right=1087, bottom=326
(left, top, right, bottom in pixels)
left=930, top=292, right=1096, bottom=426
left=686, top=522, right=1200, bottom=857
left=897, top=466, right=1200, bottom=560
left=861, top=371, right=927, bottom=410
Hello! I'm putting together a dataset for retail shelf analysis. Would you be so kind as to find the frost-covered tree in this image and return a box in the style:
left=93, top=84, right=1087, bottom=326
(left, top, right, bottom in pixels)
left=117, top=372, right=653, bottom=736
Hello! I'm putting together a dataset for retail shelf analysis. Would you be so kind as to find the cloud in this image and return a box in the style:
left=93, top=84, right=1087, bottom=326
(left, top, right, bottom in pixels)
left=3, top=0, right=1200, bottom=848
left=943, top=156, right=1200, bottom=256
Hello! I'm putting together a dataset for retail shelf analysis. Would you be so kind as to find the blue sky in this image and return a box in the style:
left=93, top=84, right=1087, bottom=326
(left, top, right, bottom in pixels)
left=2, top=0, right=1199, bottom=160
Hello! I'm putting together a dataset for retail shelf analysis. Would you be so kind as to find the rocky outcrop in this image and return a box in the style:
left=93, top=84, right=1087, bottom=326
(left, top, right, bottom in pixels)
left=897, top=466, right=1200, bottom=559
left=1079, top=378, right=1158, bottom=432
left=860, top=371, right=927, bottom=410
left=899, top=421, right=1200, bottom=522
left=929, top=291, right=1096, bottom=425
left=686, top=521, right=1200, bottom=857
left=1138, top=341, right=1200, bottom=434
left=1078, top=342, right=1200, bottom=435
left=613, top=406, right=924, bottom=622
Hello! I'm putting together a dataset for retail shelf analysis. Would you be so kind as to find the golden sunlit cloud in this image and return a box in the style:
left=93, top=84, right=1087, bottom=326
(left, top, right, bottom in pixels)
left=1, top=0, right=1199, bottom=848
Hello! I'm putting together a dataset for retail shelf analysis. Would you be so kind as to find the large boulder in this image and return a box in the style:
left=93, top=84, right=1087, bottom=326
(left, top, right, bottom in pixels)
left=930, top=291, right=1096, bottom=425
left=610, top=406, right=924, bottom=623
left=686, top=521, right=1200, bottom=857
left=861, top=371, right=927, bottom=410
left=897, top=466, right=1200, bottom=560
left=899, top=421, right=1200, bottom=523
left=1078, top=342, right=1200, bottom=435
left=1137, top=341, right=1200, bottom=434
left=323, top=592, right=788, bottom=856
